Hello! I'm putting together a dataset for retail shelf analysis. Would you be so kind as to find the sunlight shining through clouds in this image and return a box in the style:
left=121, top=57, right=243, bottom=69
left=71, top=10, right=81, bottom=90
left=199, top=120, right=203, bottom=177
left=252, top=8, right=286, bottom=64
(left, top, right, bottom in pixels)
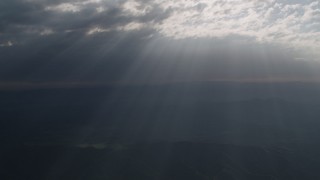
left=0, top=0, right=320, bottom=85
left=1, top=0, right=319, bottom=57
left=3, top=1, right=320, bottom=179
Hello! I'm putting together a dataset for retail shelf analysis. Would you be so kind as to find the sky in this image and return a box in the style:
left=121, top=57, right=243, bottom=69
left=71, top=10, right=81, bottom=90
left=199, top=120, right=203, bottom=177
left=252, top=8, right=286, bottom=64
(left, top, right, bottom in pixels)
left=0, top=0, right=320, bottom=88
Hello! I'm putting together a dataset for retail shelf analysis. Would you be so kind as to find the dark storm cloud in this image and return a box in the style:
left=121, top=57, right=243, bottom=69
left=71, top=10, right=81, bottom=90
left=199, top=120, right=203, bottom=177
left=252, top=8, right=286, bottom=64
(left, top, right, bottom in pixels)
left=0, top=0, right=168, bottom=36
left=0, top=0, right=320, bottom=88
left=0, top=0, right=164, bottom=84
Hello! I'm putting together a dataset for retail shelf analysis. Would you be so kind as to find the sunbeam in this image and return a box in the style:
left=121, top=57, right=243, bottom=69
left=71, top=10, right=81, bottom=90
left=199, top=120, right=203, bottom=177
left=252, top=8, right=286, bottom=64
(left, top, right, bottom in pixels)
left=1, top=0, right=320, bottom=179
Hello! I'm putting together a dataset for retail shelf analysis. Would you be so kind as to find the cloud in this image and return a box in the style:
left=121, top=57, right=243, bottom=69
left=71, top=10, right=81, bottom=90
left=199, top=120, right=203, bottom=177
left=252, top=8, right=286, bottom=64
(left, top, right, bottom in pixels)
left=0, top=0, right=319, bottom=85
left=1, top=0, right=318, bottom=55
left=86, top=27, right=110, bottom=35
left=117, top=22, right=147, bottom=31
left=45, top=3, right=82, bottom=13
left=147, top=0, right=320, bottom=54
left=122, top=0, right=152, bottom=17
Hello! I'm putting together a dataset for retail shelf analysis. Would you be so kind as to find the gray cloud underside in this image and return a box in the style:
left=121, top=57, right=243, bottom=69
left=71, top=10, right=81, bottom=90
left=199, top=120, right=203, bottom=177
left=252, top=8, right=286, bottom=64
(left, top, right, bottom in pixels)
left=0, top=0, right=320, bottom=85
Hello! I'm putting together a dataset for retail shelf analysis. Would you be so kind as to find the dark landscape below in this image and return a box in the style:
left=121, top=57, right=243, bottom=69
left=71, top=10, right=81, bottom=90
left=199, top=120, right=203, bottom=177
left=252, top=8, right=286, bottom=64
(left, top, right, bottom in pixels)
left=1, top=82, right=320, bottom=180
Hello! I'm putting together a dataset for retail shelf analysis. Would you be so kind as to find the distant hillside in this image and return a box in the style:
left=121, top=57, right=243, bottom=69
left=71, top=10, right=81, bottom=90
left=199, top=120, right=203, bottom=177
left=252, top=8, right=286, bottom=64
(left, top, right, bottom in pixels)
left=1, top=142, right=320, bottom=180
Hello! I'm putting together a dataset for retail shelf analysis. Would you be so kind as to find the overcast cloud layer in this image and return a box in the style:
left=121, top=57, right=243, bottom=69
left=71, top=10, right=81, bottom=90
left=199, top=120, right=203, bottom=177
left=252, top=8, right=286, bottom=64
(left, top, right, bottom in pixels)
left=0, top=0, right=320, bottom=86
